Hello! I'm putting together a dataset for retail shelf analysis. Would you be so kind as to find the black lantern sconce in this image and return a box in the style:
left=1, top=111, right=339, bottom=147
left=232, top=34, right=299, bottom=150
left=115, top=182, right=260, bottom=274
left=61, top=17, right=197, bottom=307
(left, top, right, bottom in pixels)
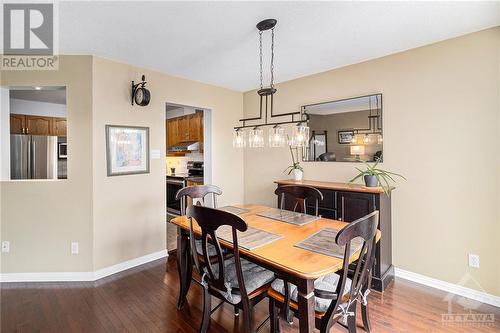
left=131, top=75, right=151, bottom=106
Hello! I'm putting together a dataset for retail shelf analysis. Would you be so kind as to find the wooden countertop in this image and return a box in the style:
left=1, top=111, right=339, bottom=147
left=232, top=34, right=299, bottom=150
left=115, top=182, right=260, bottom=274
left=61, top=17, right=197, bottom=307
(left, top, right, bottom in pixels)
left=275, top=179, right=394, bottom=194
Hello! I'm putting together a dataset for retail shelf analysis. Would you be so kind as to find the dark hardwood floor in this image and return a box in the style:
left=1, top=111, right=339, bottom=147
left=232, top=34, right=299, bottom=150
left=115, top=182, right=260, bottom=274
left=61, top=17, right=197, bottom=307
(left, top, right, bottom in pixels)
left=2, top=256, right=499, bottom=332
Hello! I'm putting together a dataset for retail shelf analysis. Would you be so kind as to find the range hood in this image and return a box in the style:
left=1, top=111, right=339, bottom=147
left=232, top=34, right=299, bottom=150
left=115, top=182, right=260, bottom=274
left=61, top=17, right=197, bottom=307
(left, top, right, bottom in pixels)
left=168, top=141, right=200, bottom=152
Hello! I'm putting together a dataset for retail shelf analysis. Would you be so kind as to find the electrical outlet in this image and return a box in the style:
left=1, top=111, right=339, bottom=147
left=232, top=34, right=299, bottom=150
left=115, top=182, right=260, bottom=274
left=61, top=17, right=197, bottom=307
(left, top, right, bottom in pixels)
left=71, top=242, right=79, bottom=255
left=468, top=254, right=480, bottom=268
left=1, top=241, right=10, bottom=253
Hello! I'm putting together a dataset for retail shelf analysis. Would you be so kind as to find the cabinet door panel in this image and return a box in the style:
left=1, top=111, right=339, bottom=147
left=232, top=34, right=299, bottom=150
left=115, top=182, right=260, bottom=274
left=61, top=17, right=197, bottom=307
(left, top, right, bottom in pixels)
left=338, top=191, right=376, bottom=222
left=10, top=114, right=26, bottom=134
left=26, top=116, right=52, bottom=135
left=52, top=118, right=67, bottom=136
left=178, top=116, right=189, bottom=142
left=167, top=118, right=179, bottom=148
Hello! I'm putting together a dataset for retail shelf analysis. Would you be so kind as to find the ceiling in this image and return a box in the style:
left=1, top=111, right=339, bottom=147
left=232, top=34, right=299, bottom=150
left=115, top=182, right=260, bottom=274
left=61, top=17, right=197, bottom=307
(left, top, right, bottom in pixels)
left=10, top=88, right=67, bottom=105
left=59, top=1, right=499, bottom=92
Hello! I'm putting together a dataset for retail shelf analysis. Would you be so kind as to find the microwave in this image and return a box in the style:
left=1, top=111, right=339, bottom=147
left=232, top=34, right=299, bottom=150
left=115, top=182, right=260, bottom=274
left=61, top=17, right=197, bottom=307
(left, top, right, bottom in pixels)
left=58, top=142, right=67, bottom=159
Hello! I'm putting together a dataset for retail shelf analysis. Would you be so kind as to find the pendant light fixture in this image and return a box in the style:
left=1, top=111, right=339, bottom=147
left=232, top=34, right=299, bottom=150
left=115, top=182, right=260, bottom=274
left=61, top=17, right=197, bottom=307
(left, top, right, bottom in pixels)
left=268, top=125, right=285, bottom=147
left=232, top=19, right=309, bottom=149
left=248, top=127, right=265, bottom=148
left=233, top=128, right=246, bottom=148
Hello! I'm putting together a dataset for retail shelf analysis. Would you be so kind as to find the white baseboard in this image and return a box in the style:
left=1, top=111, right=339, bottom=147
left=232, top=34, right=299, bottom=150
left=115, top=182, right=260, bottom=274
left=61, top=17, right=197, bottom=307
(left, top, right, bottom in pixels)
left=395, top=267, right=500, bottom=308
left=0, top=250, right=168, bottom=283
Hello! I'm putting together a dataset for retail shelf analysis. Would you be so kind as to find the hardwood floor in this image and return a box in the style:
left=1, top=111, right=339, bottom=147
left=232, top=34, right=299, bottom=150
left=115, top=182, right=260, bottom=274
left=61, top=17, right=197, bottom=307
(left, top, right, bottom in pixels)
left=2, top=256, right=499, bottom=332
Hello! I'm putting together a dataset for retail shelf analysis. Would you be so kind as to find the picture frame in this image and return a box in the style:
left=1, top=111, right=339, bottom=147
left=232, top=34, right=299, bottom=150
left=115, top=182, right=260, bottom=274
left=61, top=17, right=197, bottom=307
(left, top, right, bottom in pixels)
left=106, top=125, right=150, bottom=176
left=338, top=130, right=355, bottom=144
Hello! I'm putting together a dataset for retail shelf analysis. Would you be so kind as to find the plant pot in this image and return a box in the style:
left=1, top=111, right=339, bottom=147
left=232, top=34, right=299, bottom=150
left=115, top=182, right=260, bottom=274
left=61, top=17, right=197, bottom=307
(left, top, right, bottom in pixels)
left=292, top=169, right=303, bottom=181
left=364, top=175, right=378, bottom=187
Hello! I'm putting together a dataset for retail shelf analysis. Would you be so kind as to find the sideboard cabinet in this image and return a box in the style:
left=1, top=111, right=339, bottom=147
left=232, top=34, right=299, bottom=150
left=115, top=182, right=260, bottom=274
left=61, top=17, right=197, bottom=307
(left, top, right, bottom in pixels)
left=275, top=179, right=394, bottom=292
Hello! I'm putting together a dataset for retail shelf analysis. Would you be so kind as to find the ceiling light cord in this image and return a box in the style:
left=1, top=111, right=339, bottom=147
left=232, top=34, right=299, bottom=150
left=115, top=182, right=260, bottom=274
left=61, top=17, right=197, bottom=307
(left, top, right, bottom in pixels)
left=259, top=30, right=263, bottom=90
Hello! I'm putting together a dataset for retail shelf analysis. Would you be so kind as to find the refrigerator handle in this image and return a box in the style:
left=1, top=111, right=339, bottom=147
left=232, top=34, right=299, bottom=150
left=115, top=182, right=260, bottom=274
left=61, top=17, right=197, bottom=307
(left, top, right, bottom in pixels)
left=27, top=138, right=32, bottom=178
left=32, top=140, right=36, bottom=178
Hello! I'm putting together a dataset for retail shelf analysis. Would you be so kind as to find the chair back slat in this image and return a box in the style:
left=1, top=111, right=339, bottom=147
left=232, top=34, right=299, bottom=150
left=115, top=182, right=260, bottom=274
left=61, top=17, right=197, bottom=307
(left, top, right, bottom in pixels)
left=274, top=185, right=323, bottom=216
left=176, top=184, right=222, bottom=215
left=323, top=210, right=379, bottom=325
left=186, top=205, right=249, bottom=299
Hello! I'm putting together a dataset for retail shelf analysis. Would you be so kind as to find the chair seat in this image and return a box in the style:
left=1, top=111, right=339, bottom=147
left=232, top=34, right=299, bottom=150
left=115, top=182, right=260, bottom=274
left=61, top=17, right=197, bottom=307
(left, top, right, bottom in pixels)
left=212, top=257, right=275, bottom=304
left=270, top=273, right=352, bottom=313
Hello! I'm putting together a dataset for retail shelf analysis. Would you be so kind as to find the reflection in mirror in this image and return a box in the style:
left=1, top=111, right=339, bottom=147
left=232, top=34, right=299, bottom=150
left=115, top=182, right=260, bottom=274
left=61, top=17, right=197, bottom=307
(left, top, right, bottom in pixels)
left=8, top=86, right=67, bottom=179
left=302, top=94, right=383, bottom=162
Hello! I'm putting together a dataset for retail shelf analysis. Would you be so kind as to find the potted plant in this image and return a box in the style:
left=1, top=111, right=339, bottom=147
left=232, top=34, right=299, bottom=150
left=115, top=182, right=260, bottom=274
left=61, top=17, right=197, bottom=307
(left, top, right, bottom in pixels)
left=349, top=158, right=405, bottom=194
left=284, top=145, right=304, bottom=181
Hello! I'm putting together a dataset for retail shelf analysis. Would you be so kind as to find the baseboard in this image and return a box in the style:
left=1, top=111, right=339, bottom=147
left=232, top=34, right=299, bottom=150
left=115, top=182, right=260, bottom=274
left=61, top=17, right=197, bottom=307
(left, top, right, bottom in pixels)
left=395, top=267, right=500, bottom=308
left=0, top=250, right=168, bottom=283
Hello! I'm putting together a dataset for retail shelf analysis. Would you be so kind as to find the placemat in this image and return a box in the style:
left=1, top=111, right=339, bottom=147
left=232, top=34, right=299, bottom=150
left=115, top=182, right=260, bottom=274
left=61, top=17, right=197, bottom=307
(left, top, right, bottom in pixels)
left=216, top=225, right=282, bottom=250
left=295, top=228, right=364, bottom=259
left=256, top=208, right=320, bottom=226
left=217, top=206, right=250, bottom=215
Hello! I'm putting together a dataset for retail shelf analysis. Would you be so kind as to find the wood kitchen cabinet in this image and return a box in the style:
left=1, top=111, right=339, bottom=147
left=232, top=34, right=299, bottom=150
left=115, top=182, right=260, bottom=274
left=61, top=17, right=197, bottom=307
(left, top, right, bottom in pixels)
left=166, top=111, right=204, bottom=153
left=275, top=179, right=393, bottom=292
left=10, top=114, right=26, bottom=134
left=10, top=114, right=67, bottom=136
left=52, top=117, right=67, bottom=136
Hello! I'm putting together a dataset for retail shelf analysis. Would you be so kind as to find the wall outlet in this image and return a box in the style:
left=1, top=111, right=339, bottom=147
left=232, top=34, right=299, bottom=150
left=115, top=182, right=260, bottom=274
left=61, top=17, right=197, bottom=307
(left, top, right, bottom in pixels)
left=468, top=254, right=480, bottom=268
left=71, top=242, right=79, bottom=255
left=1, top=241, right=10, bottom=253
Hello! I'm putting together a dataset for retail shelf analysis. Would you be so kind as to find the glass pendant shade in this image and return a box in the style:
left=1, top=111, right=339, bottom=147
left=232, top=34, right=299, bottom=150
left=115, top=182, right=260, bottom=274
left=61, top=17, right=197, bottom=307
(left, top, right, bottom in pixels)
left=232, top=129, right=246, bottom=148
left=248, top=128, right=264, bottom=148
left=363, top=134, right=371, bottom=144
left=290, top=124, right=310, bottom=147
left=377, top=134, right=383, bottom=145
left=268, top=126, right=285, bottom=147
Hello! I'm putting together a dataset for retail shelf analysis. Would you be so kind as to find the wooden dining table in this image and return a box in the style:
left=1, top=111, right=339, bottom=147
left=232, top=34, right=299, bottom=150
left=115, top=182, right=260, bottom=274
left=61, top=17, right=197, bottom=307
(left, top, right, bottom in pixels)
left=170, top=204, right=381, bottom=333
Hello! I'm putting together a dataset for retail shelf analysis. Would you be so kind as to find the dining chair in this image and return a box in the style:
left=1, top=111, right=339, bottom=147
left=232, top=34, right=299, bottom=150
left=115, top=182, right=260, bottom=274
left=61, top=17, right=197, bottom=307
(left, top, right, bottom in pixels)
left=275, top=185, right=323, bottom=216
left=176, top=185, right=222, bottom=256
left=268, top=210, right=379, bottom=333
left=187, top=205, right=275, bottom=333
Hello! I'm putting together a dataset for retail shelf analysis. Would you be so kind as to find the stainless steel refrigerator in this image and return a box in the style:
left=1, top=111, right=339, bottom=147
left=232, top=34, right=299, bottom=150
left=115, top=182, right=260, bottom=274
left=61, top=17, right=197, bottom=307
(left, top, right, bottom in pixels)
left=10, top=134, right=58, bottom=179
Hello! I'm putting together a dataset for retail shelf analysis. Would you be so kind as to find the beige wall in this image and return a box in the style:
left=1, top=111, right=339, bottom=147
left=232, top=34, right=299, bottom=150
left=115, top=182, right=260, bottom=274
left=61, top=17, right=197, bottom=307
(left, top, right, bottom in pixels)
left=1, top=55, right=244, bottom=273
left=243, top=28, right=500, bottom=296
left=1, top=56, right=94, bottom=272
left=91, top=57, right=243, bottom=270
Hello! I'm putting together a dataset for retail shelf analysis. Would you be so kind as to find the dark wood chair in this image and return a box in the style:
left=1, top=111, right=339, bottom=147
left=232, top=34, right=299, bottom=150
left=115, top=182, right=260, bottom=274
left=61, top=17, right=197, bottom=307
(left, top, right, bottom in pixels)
left=268, top=211, right=379, bottom=333
left=275, top=185, right=324, bottom=216
left=176, top=184, right=222, bottom=215
left=187, top=205, right=275, bottom=333
left=175, top=185, right=223, bottom=256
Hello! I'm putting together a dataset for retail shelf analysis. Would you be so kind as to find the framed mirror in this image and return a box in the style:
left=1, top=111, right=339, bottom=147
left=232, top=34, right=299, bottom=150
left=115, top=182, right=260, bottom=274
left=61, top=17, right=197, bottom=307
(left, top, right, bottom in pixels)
left=302, top=94, right=383, bottom=162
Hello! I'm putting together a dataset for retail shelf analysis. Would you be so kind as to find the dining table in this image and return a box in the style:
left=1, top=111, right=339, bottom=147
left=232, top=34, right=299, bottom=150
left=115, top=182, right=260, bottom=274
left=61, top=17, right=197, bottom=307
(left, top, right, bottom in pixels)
left=170, top=204, right=381, bottom=333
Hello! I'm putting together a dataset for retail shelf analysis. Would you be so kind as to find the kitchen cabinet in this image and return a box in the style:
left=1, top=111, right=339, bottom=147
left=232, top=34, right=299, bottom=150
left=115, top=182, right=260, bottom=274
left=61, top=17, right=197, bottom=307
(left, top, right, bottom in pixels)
left=275, top=179, right=393, bottom=292
left=166, top=111, right=204, bottom=153
left=52, top=117, right=67, bottom=136
left=10, top=114, right=26, bottom=134
left=10, top=114, right=67, bottom=136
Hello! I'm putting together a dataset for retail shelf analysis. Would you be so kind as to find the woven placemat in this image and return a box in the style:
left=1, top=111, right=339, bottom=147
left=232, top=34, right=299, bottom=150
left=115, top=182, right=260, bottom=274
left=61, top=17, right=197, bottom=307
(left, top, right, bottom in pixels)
left=256, top=208, right=320, bottom=226
left=217, top=206, right=250, bottom=215
left=295, top=228, right=364, bottom=259
left=216, top=225, right=282, bottom=250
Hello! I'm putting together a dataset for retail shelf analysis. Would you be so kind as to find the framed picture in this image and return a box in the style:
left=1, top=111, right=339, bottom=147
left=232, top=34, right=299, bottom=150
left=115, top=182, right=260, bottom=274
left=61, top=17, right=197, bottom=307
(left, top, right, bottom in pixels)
left=338, top=130, right=355, bottom=144
left=106, top=125, right=150, bottom=176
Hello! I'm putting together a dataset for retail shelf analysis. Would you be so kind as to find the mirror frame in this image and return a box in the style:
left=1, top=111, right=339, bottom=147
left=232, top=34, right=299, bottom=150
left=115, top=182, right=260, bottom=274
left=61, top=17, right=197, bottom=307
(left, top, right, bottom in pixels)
left=301, top=93, right=383, bottom=163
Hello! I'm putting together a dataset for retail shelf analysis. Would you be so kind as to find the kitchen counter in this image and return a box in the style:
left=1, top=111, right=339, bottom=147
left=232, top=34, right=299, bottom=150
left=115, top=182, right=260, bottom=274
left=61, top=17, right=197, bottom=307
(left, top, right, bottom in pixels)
left=166, top=173, right=203, bottom=183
